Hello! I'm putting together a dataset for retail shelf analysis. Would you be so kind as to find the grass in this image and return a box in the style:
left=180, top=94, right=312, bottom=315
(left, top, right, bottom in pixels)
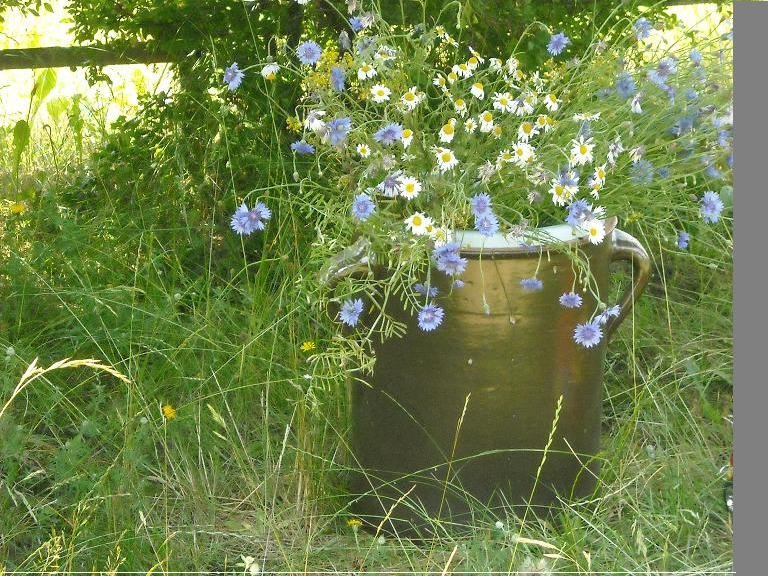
left=1, top=4, right=732, bottom=576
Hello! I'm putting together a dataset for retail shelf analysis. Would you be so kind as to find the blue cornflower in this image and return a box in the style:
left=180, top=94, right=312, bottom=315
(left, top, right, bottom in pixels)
left=475, top=212, right=500, bottom=237
left=700, top=190, right=724, bottom=223
left=547, top=32, right=570, bottom=56
left=596, top=87, right=613, bottom=100
left=634, top=17, right=653, bottom=40
left=230, top=202, right=271, bottom=235
left=373, top=123, right=403, bottom=146
left=413, top=283, right=439, bottom=298
left=291, top=140, right=315, bottom=155
left=223, top=62, right=245, bottom=91
left=596, top=305, right=621, bottom=326
left=433, top=243, right=468, bottom=276
left=417, top=304, right=445, bottom=332
left=351, top=193, right=376, bottom=221
left=339, top=298, right=364, bottom=327
left=615, top=72, right=637, bottom=100
left=690, top=48, right=703, bottom=66
left=706, top=163, right=723, bottom=179
left=677, top=230, right=690, bottom=250
left=577, top=121, right=593, bottom=139
left=647, top=69, right=667, bottom=88
left=376, top=171, right=403, bottom=197
left=573, top=321, right=603, bottom=348
left=685, top=88, right=699, bottom=101
left=452, top=279, right=465, bottom=289
left=296, top=40, right=323, bottom=66
left=718, top=129, right=731, bottom=148
left=350, top=16, right=364, bottom=32
left=557, top=169, right=580, bottom=189
left=326, top=117, right=352, bottom=146
left=520, top=277, right=543, bottom=292
left=566, top=199, right=594, bottom=227
left=657, top=166, right=670, bottom=179
left=671, top=115, right=695, bottom=137
left=470, top=193, right=493, bottom=217
left=630, top=159, right=654, bottom=186
left=559, top=292, right=583, bottom=309
left=658, top=57, right=678, bottom=77
left=664, top=84, right=676, bottom=103
left=330, top=66, right=346, bottom=92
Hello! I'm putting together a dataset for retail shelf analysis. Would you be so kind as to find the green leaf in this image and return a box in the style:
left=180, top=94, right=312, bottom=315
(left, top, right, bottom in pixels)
left=31, top=68, right=58, bottom=118
left=12, top=119, right=31, bottom=177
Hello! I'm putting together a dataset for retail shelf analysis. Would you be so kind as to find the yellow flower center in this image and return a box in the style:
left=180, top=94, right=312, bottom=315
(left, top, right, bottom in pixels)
left=442, top=123, right=454, bottom=135
left=468, top=56, right=479, bottom=66
left=580, top=145, right=589, bottom=155
left=473, top=83, right=483, bottom=91
left=482, top=112, right=492, bottom=122
left=403, top=129, right=413, bottom=139
left=412, top=215, right=423, bottom=226
left=522, top=123, right=532, bottom=133
left=441, top=152, right=453, bottom=163
left=404, top=92, right=415, bottom=101
left=405, top=183, right=415, bottom=193
left=455, top=99, right=465, bottom=108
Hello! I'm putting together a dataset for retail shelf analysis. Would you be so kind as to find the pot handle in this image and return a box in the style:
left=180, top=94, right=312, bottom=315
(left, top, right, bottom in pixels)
left=317, top=237, right=373, bottom=286
left=605, top=228, right=652, bottom=338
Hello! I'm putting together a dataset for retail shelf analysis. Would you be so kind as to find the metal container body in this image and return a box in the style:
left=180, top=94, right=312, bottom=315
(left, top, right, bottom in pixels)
left=347, top=220, right=650, bottom=532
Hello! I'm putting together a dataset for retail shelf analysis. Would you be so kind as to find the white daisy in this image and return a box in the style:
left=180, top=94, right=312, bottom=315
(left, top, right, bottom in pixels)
left=357, top=63, right=377, bottom=80
left=400, top=87, right=423, bottom=111
left=261, top=63, right=280, bottom=80
left=514, top=95, right=535, bottom=116
left=398, top=175, right=422, bottom=200
left=438, top=119, right=457, bottom=143
left=512, top=141, right=535, bottom=166
left=464, top=118, right=478, bottom=133
left=446, top=71, right=459, bottom=84
left=433, top=74, right=447, bottom=89
left=570, top=136, right=595, bottom=166
left=535, top=114, right=555, bottom=133
left=453, top=98, right=468, bottom=117
left=303, top=109, right=326, bottom=132
left=452, top=62, right=473, bottom=78
left=497, top=149, right=515, bottom=165
left=517, top=121, right=538, bottom=142
left=370, top=84, right=391, bottom=103
left=405, top=212, right=432, bottom=235
left=470, top=82, right=485, bottom=99
left=593, top=164, right=607, bottom=185
left=435, top=147, right=459, bottom=172
left=357, top=143, right=371, bottom=158
left=493, top=91, right=515, bottom=113
left=549, top=181, right=572, bottom=206
left=488, top=57, right=503, bottom=71
left=584, top=218, right=606, bottom=244
left=401, top=128, right=414, bottom=148
left=544, top=93, right=560, bottom=112
left=479, top=111, right=494, bottom=133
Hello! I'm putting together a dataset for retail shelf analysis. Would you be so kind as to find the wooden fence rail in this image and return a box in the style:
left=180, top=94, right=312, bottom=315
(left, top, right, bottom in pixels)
left=0, top=44, right=171, bottom=71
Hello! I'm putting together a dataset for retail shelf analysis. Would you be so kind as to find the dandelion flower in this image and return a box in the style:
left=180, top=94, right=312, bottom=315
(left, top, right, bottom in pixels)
left=417, top=304, right=445, bottom=331
left=9, top=201, right=27, bottom=214
left=339, top=298, right=364, bottom=327
left=573, top=321, right=603, bottom=348
left=223, top=62, right=245, bottom=91
left=300, top=340, right=316, bottom=352
left=162, top=404, right=177, bottom=420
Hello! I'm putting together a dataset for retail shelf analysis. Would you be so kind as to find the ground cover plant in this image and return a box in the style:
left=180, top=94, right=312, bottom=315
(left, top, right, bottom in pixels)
left=1, top=1, right=732, bottom=573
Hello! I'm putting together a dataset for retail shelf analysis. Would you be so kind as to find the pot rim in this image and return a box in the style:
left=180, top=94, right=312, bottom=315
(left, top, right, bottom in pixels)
left=452, top=215, right=618, bottom=256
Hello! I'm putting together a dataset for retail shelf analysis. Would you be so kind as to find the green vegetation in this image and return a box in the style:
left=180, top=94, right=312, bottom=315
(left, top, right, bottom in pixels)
left=1, top=1, right=732, bottom=573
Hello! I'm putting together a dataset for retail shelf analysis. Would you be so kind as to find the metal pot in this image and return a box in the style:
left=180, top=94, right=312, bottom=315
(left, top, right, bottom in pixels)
left=322, top=216, right=650, bottom=534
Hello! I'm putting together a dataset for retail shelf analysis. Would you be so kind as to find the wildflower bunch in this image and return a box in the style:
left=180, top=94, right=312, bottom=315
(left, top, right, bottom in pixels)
left=227, top=7, right=731, bottom=360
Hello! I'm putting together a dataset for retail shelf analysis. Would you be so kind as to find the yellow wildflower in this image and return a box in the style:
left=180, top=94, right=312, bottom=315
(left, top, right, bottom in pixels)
left=347, top=518, right=363, bottom=529
left=286, top=116, right=302, bottom=133
left=162, top=404, right=177, bottom=421
left=9, top=201, right=27, bottom=215
left=300, top=340, right=316, bottom=353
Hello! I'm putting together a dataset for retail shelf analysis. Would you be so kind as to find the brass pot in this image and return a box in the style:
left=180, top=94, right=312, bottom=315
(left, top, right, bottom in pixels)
left=323, top=217, right=650, bottom=534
